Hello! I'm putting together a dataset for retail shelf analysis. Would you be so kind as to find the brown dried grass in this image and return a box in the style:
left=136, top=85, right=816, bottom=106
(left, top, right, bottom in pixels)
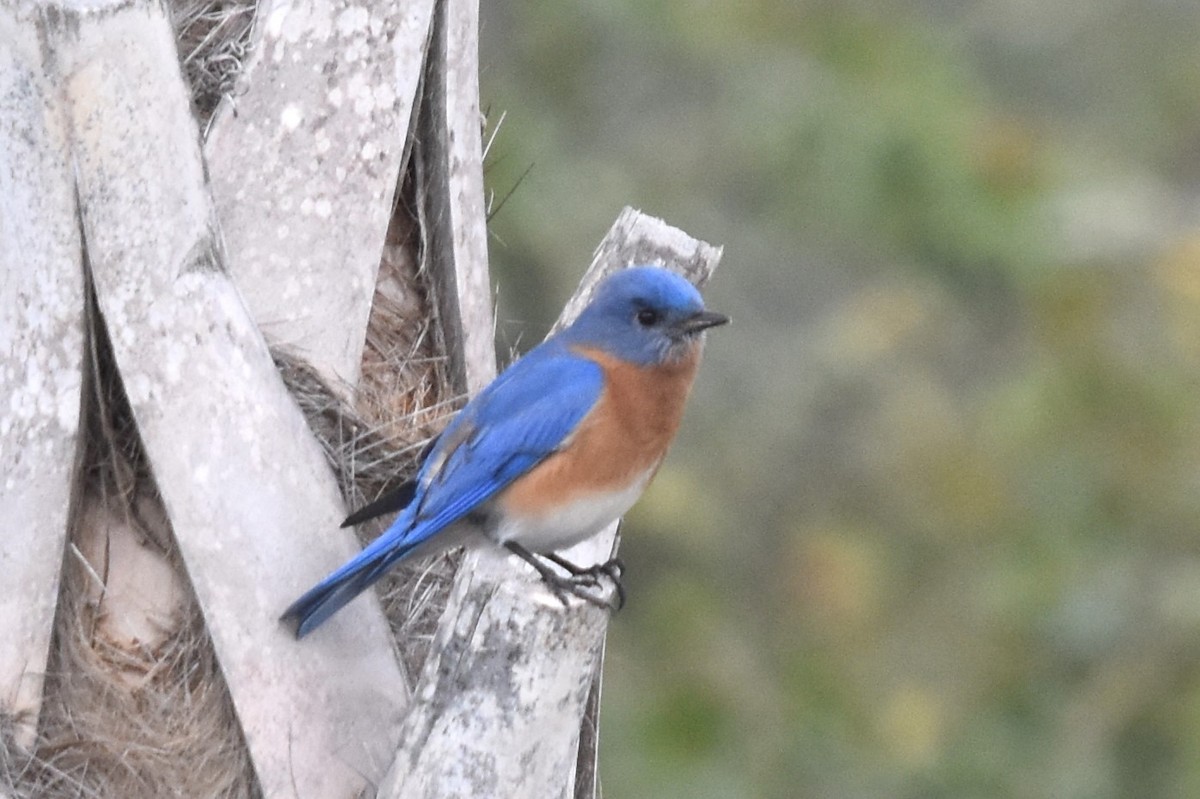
left=173, top=0, right=256, bottom=129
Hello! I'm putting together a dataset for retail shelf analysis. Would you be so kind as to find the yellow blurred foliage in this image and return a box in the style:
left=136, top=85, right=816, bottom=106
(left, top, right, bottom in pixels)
left=628, top=465, right=725, bottom=549
left=785, top=523, right=884, bottom=639
left=821, top=285, right=929, bottom=366
left=1156, top=233, right=1200, bottom=361
left=876, top=684, right=946, bottom=768
left=868, top=376, right=1012, bottom=540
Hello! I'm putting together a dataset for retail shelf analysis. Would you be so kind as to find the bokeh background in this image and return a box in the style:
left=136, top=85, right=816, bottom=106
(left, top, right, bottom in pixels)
left=478, top=3, right=1200, bottom=797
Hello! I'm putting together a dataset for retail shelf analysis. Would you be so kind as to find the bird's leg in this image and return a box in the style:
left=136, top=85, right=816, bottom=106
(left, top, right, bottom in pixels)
left=540, top=551, right=626, bottom=610
left=542, top=551, right=624, bottom=581
left=503, top=542, right=622, bottom=611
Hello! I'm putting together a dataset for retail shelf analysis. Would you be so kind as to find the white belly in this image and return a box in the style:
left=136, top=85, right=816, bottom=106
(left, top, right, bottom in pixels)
left=492, top=470, right=652, bottom=552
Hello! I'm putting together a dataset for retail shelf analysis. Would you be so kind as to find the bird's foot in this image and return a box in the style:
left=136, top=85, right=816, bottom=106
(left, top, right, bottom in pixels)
left=504, top=543, right=626, bottom=611
left=540, top=551, right=625, bottom=610
left=540, top=570, right=623, bottom=612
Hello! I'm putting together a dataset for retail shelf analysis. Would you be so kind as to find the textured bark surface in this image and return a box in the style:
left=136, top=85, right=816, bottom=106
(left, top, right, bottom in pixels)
left=0, top=2, right=85, bottom=748
left=383, top=550, right=611, bottom=799
left=418, top=0, right=496, bottom=396
left=43, top=2, right=409, bottom=796
left=205, top=0, right=438, bottom=392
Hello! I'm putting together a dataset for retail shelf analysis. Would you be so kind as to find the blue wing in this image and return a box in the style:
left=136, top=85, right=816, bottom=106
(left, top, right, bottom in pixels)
left=403, top=344, right=604, bottom=542
left=281, top=342, right=604, bottom=637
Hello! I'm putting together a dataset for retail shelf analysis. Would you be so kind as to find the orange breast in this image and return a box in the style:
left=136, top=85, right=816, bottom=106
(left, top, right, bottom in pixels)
left=502, top=344, right=703, bottom=517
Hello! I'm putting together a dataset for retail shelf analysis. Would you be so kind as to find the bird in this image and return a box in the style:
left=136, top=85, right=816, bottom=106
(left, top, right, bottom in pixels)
left=281, top=265, right=727, bottom=638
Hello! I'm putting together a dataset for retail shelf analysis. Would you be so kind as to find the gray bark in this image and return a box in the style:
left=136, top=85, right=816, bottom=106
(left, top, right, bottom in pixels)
left=28, top=2, right=410, bottom=796
left=0, top=1, right=86, bottom=749
left=418, top=0, right=496, bottom=396
left=205, top=0, right=438, bottom=394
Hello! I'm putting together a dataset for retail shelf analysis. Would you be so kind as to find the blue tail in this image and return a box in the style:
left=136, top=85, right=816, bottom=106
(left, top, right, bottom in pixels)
left=280, top=520, right=419, bottom=638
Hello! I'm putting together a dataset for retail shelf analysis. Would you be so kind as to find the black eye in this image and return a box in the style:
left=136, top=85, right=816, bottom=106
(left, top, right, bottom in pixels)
left=636, top=308, right=661, bottom=327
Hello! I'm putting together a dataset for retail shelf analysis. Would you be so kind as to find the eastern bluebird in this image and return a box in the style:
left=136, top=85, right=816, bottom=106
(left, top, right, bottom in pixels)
left=281, top=266, right=727, bottom=637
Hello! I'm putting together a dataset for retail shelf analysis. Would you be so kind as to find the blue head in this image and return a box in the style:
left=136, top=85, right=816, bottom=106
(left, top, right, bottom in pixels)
left=561, top=266, right=728, bottom=366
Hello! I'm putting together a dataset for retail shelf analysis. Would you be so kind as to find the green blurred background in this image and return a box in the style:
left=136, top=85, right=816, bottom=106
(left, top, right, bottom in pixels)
left=478, top=2, right=1200, bottom=797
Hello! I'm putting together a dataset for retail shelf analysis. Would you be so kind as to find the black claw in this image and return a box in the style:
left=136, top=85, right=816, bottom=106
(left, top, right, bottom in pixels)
left=539, top=570, right=616, bottom=610
left=582, top=559, right=625, bottom=610
left=504, top=542, right=627, bottom=611
left=608, top=570, right=626, bottom=611
left=596, top=557, right=624, bottom=581
left=543, top=575, right=575, bottom=609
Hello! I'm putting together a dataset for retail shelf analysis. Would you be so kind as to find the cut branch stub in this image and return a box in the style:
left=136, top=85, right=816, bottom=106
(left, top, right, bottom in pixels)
left=385, top=551, right=610, bottom=799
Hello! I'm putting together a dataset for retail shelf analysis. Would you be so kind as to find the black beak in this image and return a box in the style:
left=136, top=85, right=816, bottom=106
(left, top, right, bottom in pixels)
left=676, top=310, right=730, bottom=336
